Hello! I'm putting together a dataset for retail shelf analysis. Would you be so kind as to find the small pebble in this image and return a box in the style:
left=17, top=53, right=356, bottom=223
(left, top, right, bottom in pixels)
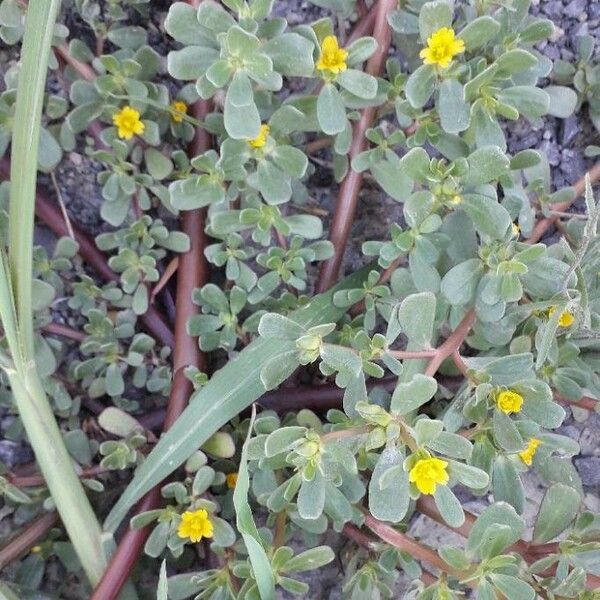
left=574, top=456, right=600, bottom=486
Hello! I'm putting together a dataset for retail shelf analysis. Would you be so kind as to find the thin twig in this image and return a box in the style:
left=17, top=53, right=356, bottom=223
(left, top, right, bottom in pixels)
left=50, top=171, right=75, bottom=240
left=42, top=322, right=86, bottom=342
left=150, top=257, right=179, bottom=303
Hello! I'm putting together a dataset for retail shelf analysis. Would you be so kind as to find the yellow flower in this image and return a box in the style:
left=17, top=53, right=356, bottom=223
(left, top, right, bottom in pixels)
left=450, top=194, right=462, bottom=205
left=112, top=106, right=145, bottom=140
left=247, top=123, right=270, bottom=148
left=31, top=545, right=42, bottom=553
left=496, top=390, right=524, bottom=414
left=177, top=508, right=213, bottom=543
left=170, top=100, right=188, bottom=123
left=316, top=35, right=348, bottom=74
left=548, top=306, right=575, bottom=328
left=519, top=438, right=541, bottom=466
left=226, top=472, right=238, bottom=489
left=419, top=27, right=465, bottom=69
left=409, top=457, right=449, bottom=495
left=512, top=222, right=520, bottom=236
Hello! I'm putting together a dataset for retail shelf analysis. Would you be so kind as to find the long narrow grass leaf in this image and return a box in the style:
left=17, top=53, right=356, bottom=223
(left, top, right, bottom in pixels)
left=3, top=0, right=112, bottom=588
left=8, top=0, right=60, bottom=355
left=233, top=405, right=275, bottom=599
left=0, top=248, right=20, bottom=363
left=105, top=264, right=372, bottom=532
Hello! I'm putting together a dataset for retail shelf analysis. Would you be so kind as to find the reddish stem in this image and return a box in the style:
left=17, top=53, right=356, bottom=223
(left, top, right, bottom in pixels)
left=0, top=512, right=59, bottom=570
left=315, top=0, right=396, bottom=293
left=387, top=349, right=437, bottom=359
left=55, top=43, right=97, bottom=82
left=9, top=465, right=107, bottom=488
left=526, top=162, right=600, bottom=244
left=89, top=95, right=212, bottom=600
left=416, top=495, right=600, bottom=589
left=363, top=512, right=465, bottom=579
left=42, top=322, right=86, bottom=342
left=347, top=1, right=378, bottom=43
left=424, top=309, right=476, bottom=377
left=555, top=393, right=598, bottom=412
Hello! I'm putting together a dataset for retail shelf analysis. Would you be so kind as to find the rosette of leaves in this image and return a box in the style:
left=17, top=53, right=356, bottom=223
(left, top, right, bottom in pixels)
left=66, top=47, right=162, bottom=141
left=435, top=502, right=535, bottom=598
left=392, top=0, right=577, bottom=151
left=507, top=154, right=578, bottom=235
left=93, top=139, right=172, bottom=226
left=203, top=233, right=258, bottom=291
left=98, top=215, right=189, bottom=308
left=96, top=215, right=190, bottom=257
left=210, top=200, right=324, bottom=249
left=188, top=284, right=250, bottom=352
left=99, top=431, right=147, bottom=471
left=33, top=237, right=78, bottom=299
left=248, top=236, right=333, bottom=302
left=333, top=269, right=392, bottom=331
left=342, top=549, right=419, bottom=600
left=351, top=127, right=412, bottom=201
left=165, top=0, right=316, bottom=139
left=73, top=308, right=159, bottom=402
left=257, top=425, right=363, bottom=526
left=166, top=544, right=335, bottom=598
left=107, top=247, right=159, bottom=315
left=68, top=275, right=127, bottom=316
left=169, top=146, right=246, bottom=211
left=232, top=132, right=309, bottom=206
left=362, top=145, right=523, bottom=294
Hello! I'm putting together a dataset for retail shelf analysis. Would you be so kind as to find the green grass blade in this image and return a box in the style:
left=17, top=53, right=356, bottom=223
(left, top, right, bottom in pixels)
left=8, top=0, right=60, bottom=356
left=233, top=405, right=275, bottom=599
left=104, top=264, right=372, bottom=532
left=0, top=248, right=20, bottom=363
left=2, top=0, right=115, bottom=588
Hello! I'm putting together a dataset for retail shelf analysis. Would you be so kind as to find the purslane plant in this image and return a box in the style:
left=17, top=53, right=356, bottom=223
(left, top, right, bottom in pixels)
left=0, top=0, right=599, bottom=598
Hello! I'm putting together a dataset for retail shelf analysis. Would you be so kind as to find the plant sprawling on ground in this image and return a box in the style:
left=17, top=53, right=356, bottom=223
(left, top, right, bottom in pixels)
left=0, top=0, right=599, bottom=598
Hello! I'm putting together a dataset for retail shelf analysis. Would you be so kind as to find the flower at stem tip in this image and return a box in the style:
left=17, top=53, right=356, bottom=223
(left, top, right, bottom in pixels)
left=496, top=389, right=523, bottom=415
left=316, top=35, right=348, bottom=74
left=409, top=457, right=449, bottom=495
left=170, top=100, right=188, bottom=123
left=548, top=306, right=575, bottom=328
left=112, top=105, right=145, bottom=140
left=226, top=472, right=238, bottom=489
left=519, top=438, right=541, bottom=466
left=247, top=124, right=270, bottom=149
left=177, top=508, right=213, bottom=543
left=420, top=27, right=465, bottom=69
